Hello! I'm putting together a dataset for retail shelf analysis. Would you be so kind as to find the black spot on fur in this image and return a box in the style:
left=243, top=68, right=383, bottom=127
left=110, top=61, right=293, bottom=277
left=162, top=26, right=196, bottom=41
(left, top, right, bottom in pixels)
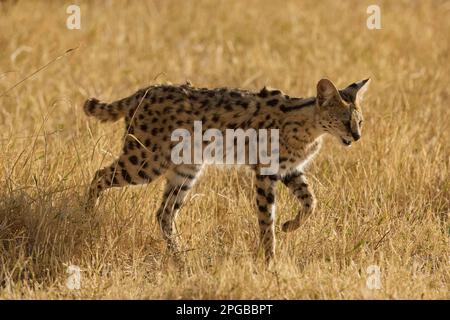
left=129, top=155, right=138, bottom=165
left=138, top=170, right=149, bottom=180
left=180, top=185, right=189, bottom=191
left=258, top=205, right=268, bottom=212
left=258, top=87, right=269, bottom=98
left=225, top=104, right=233, bottom=111
left=127, top=141, right=135, bottom=151
left=121, top=170, right=132, bottom=183
left=270, top=90, right=281, bottom=96
left=267, top=99, right=278, bottom=107
left=266, top=193, right=274, bottom=204
left=257, top=188, right=266, bottom=197
left=200, top=100, right=209, bottom=108
left=212, top=114, right=220, bottom=122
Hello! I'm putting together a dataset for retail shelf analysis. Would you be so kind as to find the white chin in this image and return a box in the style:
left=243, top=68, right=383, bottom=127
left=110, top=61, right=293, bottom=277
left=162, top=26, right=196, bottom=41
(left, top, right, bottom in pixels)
left=340, top=138, right=352, bottom=147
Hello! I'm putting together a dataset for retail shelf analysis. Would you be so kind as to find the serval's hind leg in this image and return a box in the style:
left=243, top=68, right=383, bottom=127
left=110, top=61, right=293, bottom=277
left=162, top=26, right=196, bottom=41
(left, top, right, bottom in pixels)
left=156, top=164, right=203, bottom=254
left=85, top=149, right=167, bottom=212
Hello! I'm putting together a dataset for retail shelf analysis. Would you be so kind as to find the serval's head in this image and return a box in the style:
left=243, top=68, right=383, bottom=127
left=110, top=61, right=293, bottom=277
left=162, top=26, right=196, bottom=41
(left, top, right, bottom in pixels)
left=315, top=78, right=371, bottom=147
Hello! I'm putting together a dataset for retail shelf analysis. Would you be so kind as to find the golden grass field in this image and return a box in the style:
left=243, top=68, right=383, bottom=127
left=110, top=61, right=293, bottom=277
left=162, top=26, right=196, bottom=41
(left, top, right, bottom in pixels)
left=0, top=0, right=449, bottom=299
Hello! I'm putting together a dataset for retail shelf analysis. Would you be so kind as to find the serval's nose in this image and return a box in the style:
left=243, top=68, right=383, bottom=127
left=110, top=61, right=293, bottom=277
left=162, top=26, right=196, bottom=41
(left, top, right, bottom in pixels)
left=352, top=131, right=361, bottom=141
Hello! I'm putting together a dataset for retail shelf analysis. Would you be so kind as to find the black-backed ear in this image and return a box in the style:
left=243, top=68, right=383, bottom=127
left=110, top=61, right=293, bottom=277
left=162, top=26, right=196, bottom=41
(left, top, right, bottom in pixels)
left=316, top=78, right=341, bottom=106
left=342, top=78, right=371, bottom=104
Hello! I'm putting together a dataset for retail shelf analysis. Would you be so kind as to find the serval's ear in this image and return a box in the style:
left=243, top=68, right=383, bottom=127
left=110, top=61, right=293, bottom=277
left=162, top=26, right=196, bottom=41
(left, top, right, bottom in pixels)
left=316, top=79, right=341, bottom=107
left=342, top=78, right=371, bottom=104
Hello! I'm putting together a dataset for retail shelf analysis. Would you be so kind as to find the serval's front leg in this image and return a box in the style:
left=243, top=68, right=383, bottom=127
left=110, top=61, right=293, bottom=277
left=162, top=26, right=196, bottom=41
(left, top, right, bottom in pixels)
left=281, top=170, right=316, bottom=232
left=254, top=173, right=277, bottom=262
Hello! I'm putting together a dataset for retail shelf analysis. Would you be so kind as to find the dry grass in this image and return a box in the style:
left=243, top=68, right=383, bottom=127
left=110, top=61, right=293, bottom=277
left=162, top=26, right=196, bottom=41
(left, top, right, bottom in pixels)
left=0, top=0, right=449, bottom=299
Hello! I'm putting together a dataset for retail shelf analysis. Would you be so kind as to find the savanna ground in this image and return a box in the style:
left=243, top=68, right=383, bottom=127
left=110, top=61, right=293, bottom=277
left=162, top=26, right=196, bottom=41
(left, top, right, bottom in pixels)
left=0, top=0, right=449, bottom=299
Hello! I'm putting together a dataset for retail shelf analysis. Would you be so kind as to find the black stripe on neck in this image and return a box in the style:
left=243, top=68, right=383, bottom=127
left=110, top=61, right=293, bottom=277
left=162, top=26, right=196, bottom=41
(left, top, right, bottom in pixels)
left=282, top=97, right=316, bottom=112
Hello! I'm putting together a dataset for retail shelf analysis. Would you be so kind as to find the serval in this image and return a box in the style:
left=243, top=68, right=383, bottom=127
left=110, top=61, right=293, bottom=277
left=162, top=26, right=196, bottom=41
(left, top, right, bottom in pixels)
left=83, top=78, right=370, bottom=262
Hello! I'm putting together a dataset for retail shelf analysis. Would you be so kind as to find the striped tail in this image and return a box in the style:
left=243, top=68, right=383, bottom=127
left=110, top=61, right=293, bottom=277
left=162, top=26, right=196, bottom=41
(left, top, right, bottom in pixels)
left=83, top=89, right=147, bottom=122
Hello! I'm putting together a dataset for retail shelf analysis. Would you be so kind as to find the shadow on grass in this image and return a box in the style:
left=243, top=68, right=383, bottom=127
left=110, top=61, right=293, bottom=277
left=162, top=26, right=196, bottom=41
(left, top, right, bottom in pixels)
left=0, top=187, right=103, bottom=285
left=0, top=186, right=164, bottom=290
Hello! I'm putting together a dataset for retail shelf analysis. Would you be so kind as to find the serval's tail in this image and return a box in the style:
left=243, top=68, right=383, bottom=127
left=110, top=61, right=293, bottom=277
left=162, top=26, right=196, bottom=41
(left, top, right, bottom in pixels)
left=83, top=88, right=149, bottom=122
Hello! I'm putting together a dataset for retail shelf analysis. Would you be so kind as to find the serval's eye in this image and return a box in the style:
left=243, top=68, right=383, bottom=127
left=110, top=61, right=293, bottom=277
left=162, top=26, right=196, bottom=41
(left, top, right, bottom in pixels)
left=359, top=120, right=363, bottom=126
